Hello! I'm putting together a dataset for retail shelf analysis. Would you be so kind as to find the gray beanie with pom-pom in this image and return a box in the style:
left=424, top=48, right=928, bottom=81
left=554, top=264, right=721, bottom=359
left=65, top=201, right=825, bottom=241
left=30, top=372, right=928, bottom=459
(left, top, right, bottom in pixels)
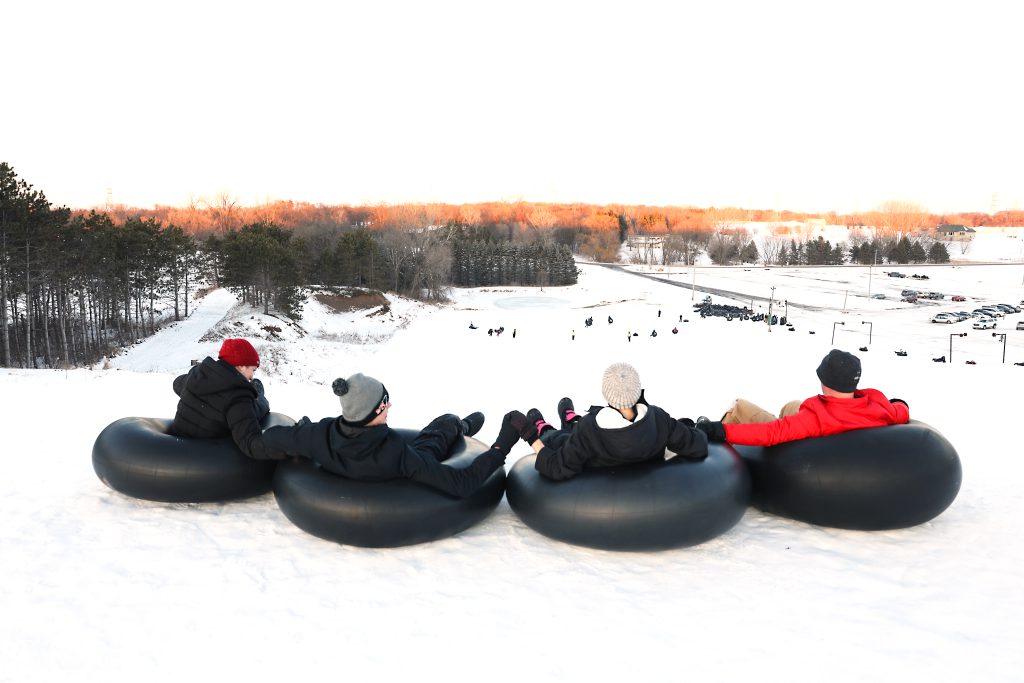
left=332, top=373, right=388, bottom=425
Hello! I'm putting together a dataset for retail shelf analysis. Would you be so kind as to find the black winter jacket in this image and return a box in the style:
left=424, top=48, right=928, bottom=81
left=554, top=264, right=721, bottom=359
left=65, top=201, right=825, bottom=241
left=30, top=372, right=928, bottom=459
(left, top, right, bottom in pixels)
left=169, top=357, right=283, bottom=460
left=535, top=403, right=708, bottom=481
left=262, top=415, right=505, bottom=498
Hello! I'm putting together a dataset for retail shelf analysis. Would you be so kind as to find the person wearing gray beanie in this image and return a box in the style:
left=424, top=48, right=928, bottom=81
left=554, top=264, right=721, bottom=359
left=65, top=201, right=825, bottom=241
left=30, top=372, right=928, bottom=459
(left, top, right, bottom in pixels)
left=694, top=348, right=910, bottom=447
left=503, top=362, right=708, bottom=481
left=333, top=374, right=390, bottom=427
left=262, top=372, right=505, bottom=498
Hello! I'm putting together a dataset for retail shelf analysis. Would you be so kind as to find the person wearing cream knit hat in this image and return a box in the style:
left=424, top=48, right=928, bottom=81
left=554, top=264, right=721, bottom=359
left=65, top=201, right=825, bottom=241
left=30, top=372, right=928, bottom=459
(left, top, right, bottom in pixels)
left=504, top=361, right=708, bottom=481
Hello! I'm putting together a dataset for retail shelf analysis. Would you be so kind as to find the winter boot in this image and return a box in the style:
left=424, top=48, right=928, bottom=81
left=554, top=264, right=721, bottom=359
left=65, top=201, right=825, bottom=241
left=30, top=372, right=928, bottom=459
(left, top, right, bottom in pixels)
left=557, top=397, right=580, bottom=430
left=460, top=412, right=485, bottom=437
left=525, top=408, right=554, bottom=439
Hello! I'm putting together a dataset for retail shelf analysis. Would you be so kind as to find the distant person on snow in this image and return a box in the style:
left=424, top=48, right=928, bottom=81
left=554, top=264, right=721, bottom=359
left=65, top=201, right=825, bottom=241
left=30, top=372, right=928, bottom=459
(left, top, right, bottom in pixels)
left=262, top=373, right=514, bottom=498
left=504, top=362, right=707, bottom=481
left=169, top=338, right=285, bottom=460
left=694, top=349, right=909, bottom=447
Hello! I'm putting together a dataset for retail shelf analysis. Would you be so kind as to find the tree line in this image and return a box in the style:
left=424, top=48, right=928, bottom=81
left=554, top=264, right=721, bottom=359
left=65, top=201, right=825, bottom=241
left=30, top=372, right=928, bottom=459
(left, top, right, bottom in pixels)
left=0, top=163, right=578, bottom=369
left=96, top=195, right=1024, bottom=239
left=0, top=161, right=986, bottom=370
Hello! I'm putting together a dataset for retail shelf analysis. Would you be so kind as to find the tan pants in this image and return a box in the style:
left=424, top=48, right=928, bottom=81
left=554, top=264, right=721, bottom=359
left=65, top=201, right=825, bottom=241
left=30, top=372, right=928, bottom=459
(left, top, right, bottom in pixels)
left=722, top=397, right=803, bottom=424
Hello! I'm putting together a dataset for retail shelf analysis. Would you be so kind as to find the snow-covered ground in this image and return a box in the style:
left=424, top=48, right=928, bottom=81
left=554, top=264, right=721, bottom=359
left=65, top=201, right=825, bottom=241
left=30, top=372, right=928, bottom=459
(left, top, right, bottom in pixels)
left=2, top=255, right=1023, bottom=682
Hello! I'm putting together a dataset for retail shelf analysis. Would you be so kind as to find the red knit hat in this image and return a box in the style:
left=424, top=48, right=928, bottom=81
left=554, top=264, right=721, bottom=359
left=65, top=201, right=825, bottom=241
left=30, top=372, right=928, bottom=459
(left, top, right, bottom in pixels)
left=218, top=338, right=260, bottom=367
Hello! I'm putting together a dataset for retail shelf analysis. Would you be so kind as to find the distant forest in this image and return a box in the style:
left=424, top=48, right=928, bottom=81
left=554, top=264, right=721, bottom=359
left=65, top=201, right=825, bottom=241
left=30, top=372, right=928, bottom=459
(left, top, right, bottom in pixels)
left=0, top=160, right=1014, bottom=369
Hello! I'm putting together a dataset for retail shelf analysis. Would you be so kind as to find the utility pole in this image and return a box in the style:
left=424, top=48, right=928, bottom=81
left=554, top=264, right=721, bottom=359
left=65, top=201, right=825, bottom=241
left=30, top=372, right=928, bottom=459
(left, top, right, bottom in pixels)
left=767, top=286, right=776, bottom=332
left=868, top=248, right=877, bottom=297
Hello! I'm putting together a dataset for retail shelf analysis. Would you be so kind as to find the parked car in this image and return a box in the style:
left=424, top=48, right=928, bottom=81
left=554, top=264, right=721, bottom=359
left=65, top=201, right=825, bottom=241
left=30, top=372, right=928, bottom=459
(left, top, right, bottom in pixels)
left=887, top=272, right=906, bottom=278
left=925, top=292, right=944, bottom=299
left=979, top=307, right=1004, bottom=318
left=951, top=295, right=967, bottom=302
left=901, top=289, right=919, bottom=297
left=973, top=317, right=997, bottom=330
left=931, top=314, right=957, bottom=324
left=901, top=296, right=918, bottom=303
left=954, top=311, right=971, bottom=320
left=1017, top=321, right=1024, bottom=331
left=912, top=274, right=930, bottom=280
left=996, top=303, right=1021, bottom=313
left=871, top=293, right=887, bottom=299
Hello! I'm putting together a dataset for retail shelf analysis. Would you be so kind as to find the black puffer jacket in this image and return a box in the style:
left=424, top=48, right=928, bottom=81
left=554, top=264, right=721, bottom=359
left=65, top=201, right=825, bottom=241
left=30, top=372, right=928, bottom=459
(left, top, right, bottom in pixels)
left=262, top=414, right=505, bottom=498
left=535, top=403, right=707, bottom=481
left=169, top=357, right=282, bottom=460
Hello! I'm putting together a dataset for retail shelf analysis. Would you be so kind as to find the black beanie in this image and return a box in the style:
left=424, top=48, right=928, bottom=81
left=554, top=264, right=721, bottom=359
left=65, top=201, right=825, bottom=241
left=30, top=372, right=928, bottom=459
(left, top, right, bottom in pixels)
left=816, top=349, right=862, bottom=393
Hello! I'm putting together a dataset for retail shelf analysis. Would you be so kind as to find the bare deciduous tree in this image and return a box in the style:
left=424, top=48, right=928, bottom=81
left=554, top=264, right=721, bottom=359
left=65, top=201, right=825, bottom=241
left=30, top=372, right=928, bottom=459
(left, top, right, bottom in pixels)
left=876, top=200, right=929, bottom=239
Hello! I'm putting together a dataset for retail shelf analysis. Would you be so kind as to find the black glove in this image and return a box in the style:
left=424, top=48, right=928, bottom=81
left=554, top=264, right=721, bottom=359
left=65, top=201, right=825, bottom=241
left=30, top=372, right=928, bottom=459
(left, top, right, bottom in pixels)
left=251, top=378, right=265, bottom=395
left=493, top=411, right=524, bottom=454
left=890, top=398, right=909, bottom=409
left=509, top=410, right=541, bottom=443
left=695, top=417, right=726, bottom=442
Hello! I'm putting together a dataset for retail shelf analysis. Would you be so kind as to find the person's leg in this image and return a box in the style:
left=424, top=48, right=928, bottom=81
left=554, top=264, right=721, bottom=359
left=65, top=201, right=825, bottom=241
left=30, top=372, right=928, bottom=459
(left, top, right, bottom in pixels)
left=412, top=413, right=462, bottom=462
left=539, top=427, right=572, bottom=448
left=778, top=399, right=803, bottom=417
left=722, top=398, right=778, bottom=424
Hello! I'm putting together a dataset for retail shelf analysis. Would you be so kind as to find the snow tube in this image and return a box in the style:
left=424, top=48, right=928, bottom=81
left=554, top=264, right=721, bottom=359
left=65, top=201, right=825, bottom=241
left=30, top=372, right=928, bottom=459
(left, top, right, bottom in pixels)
left=272, top=429, right=506, bottom=547
left=505, top=443, right=750, bottom=551
left=732, top=420, right=961, bottom=530
left=92, top=413, right=294, bottom=503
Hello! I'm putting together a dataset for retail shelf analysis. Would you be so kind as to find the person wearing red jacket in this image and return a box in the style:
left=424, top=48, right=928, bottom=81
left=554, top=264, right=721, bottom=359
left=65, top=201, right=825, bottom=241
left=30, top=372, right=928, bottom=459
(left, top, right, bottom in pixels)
left=695, top=349, right=910, bottom=446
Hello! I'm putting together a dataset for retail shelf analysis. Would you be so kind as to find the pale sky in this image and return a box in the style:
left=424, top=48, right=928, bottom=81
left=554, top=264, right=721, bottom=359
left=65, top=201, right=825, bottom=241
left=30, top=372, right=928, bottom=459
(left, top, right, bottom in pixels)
left=4, top=0, right=1022, bottom=214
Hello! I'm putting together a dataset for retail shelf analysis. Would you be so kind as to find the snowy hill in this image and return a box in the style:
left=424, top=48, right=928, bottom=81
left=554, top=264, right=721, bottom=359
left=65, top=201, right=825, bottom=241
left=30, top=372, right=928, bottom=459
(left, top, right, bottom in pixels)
left=2, top=254, right=1023, bottom=682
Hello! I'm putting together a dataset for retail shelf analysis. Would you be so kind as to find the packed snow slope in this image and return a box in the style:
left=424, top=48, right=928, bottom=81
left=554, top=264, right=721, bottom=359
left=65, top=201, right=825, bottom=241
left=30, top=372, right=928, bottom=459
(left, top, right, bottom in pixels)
left=2, top=258, right=1023, bottom=683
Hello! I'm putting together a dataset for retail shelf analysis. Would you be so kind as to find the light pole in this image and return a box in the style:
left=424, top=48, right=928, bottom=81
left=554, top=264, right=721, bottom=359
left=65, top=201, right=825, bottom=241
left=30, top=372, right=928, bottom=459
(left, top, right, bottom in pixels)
left=861, top=320, right=873, bottom=344
left=767, top=286, right=776, bottom=333
left=993, top=332, right=1007, bottom=363
left=867, top=248, right=878, bottom=297
left=832, top=321, right=845, bottom=344
left=950, top=332, right=967, bottom=363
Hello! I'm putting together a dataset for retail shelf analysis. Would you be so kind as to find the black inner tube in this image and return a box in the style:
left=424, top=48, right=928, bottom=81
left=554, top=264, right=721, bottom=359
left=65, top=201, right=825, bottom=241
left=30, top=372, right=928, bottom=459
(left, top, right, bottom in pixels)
left=506, top=443, right=750, bottom=551
left=733, top=420, right=962, bottom=530
left=272, top=428, right=506, bottom=547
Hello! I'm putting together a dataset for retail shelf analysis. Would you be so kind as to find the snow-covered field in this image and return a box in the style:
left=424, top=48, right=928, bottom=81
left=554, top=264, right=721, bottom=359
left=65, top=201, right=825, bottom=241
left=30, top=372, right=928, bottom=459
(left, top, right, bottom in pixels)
left=2, top=252, right=1023, bottom=682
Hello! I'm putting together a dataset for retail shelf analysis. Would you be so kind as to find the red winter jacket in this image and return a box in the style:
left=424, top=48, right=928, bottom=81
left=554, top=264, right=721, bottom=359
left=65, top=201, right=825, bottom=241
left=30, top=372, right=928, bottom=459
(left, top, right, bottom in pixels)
left=723, top=388, right=910, bottom=447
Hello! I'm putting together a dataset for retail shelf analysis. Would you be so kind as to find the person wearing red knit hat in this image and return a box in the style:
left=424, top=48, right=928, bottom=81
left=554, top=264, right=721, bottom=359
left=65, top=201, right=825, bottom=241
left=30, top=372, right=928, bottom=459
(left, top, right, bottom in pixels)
left=168, top=338, right=285, bottom=460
